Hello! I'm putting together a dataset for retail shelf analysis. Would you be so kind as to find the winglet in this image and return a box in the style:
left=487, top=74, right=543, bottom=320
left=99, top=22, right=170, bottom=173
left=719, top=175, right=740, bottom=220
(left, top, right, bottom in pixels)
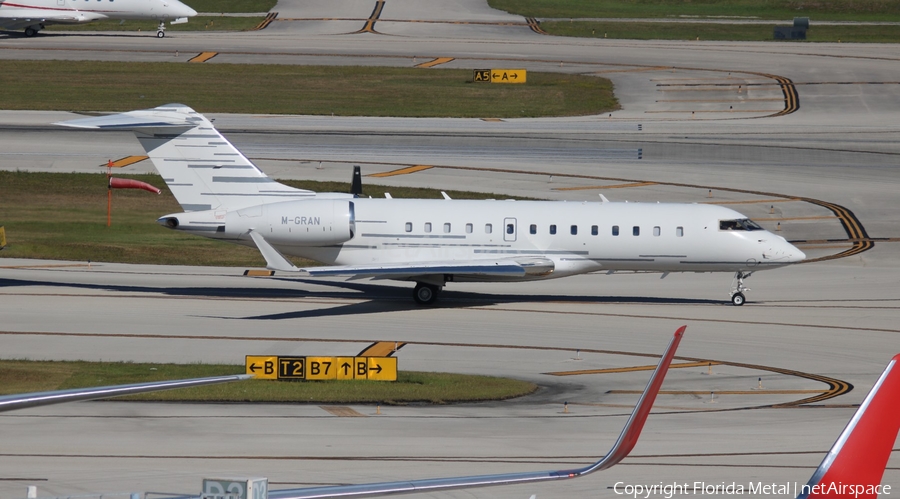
left=563, top=324, right=686, bottom=475
left=267, top=326, right=686, bottom=499
left=248, top=230, right=301, bottom=272
left=798, top=353, right=900, bottom=499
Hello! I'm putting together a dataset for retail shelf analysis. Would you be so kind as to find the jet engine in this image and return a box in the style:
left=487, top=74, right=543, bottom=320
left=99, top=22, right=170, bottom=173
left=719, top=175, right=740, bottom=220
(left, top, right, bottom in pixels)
left=226, top=199, right=355, bottom=247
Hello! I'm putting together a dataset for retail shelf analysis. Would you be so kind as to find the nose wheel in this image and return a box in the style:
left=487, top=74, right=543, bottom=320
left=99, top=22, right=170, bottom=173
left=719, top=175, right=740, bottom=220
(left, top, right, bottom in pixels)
left=730, top=271, right=752, bottom=306
left=157, top=21, right=166, bottom=38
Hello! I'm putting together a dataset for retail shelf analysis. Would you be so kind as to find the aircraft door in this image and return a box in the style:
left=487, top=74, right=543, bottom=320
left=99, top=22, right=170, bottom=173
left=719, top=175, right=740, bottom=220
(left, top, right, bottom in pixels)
left=57, top=0, right=64, bottom=5
left=503, top=217, right=517, bottom=242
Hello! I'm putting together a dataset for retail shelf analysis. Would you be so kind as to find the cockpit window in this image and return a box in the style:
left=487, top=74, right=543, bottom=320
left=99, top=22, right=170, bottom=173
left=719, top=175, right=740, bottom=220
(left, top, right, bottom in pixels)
left=719, top=219, right=763, bottom=231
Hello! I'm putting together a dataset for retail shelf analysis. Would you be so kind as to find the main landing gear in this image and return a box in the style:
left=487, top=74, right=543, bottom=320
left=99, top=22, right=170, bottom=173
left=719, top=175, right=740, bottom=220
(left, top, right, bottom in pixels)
left=413, top=282, right=442, bottom=305
left=730, top=271, right=752, bottom=306
left=156, top=21, right=166, bottom=38
left=23, top=24, right=43, bottom=37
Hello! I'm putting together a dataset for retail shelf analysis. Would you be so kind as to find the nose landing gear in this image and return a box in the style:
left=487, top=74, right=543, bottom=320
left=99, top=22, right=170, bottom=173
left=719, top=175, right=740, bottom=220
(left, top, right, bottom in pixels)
left=730, top=271, right=752, bottom=306
left=156, top=21, right=166, bottom=37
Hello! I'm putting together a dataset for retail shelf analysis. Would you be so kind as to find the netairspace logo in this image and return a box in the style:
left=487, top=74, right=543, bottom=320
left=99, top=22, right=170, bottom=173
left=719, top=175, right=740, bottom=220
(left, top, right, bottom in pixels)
left=612, top=482, right=892, bottom=498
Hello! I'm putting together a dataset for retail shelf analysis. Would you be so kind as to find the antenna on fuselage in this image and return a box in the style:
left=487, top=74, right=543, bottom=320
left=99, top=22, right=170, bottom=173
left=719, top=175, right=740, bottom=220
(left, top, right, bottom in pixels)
left=350, top=165, right=363, bottom=197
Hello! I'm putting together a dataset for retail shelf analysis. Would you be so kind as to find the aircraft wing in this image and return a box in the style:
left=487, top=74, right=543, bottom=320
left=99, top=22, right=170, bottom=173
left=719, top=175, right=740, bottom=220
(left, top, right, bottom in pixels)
left=0, top=10, right=106, bottom=29
left=247, top=230, right=554, bottom=280
left=266, top=327, right=686, bottom=499
left=0, top=374, right=251, bottom=413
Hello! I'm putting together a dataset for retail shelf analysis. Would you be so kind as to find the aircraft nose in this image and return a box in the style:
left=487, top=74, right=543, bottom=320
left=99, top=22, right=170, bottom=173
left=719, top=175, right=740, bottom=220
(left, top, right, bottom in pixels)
left=174, top=0, right=197, bottom=16
left=762, top=238, right=805, bottom=264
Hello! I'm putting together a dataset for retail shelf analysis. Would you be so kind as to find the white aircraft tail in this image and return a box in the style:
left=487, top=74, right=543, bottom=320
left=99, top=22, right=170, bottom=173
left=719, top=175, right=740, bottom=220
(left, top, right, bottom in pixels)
left=57, top=104, right=315, bottom=212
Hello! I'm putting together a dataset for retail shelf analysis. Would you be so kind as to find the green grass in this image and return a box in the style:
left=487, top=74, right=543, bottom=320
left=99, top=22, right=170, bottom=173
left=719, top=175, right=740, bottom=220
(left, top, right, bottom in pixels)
left=0, top=62, right=619, bottom=118
left=0, top=171, right=537, bottom=266
left=0, top=360, right=538, bottom=404
left=542, top=21, right=900, bottom=42
left=489, top=0, right=900, bottom=22
left=44, top=16, right=265, bottom=32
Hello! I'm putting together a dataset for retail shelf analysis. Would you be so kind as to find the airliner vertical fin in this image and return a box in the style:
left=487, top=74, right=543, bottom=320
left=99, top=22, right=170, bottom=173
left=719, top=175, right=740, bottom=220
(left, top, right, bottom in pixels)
left=799, top=354, right=900, bottom=499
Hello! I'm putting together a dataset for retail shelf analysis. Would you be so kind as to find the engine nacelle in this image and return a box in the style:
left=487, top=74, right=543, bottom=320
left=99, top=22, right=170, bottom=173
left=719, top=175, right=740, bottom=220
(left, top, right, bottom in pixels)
left=226, top=199, right=355, bottom=247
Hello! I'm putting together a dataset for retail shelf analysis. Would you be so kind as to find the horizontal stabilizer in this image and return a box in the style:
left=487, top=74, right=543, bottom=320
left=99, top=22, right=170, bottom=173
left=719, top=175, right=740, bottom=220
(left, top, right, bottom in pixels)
left=55, top=104, right=201, bottom=130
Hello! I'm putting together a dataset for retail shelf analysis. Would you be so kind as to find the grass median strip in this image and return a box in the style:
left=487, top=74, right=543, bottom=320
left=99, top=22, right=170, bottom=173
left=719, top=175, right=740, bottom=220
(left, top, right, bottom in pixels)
left=0, top=360, right=537, bottom=404
left=0, top=171, right=538, bottom=266
left=541, top=21, right=900, bottom=43
left=488, top=0, right=900, bottom=22
left=44, top=16, right=265, bottom=33
left=0, top=62, right=618, bottom=117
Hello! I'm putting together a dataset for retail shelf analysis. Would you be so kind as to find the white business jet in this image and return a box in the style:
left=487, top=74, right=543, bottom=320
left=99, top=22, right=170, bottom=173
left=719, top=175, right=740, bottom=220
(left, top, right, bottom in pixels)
left=0, top=0, right=196, bottom=37
left=58, top=104, right=805, bottom=306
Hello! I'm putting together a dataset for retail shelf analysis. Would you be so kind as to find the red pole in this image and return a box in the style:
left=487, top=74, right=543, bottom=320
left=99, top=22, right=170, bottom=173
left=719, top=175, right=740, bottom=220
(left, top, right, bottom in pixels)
left=107, top=160, right=113, bottom=227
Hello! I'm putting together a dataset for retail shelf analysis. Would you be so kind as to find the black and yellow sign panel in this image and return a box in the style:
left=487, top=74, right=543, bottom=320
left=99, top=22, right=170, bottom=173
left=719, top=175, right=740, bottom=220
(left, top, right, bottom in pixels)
left=473, top=69, right=491, bottom=82
left=245, top=355, right=277, bottom=380
left=246, top=355, right=397, bottom=381
left=473, top=69, right=527, bottom=84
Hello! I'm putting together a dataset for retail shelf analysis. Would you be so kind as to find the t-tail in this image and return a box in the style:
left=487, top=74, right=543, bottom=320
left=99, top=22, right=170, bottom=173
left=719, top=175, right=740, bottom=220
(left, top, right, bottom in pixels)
left=56, top=104, right=338, bottom=213
left=798, top=353, right=900, bottom=499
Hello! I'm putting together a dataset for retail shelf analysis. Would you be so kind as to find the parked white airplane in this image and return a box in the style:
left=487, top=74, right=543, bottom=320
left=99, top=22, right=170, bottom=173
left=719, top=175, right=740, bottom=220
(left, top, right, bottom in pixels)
left=58, top=104, right=806, bottom=306
left=0, top=0, right=196, bottom=37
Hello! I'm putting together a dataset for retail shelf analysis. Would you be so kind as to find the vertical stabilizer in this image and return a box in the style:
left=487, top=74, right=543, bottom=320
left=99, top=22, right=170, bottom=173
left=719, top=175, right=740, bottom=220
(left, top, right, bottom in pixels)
left=799, top=355, right=900, bottom=498
left=57, top=104, right=315, bottom=212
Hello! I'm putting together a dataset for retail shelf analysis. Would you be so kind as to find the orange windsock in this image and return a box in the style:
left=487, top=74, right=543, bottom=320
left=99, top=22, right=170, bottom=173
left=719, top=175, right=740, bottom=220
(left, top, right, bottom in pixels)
left=108, top=177, right=161, bottom=195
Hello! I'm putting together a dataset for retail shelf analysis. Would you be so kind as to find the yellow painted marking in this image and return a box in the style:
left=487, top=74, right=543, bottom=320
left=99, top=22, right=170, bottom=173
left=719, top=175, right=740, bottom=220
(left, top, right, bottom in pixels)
left=245, top=355, right=277, bottom=380
left=321, top=406, right=366, bottom=417
left=415, top=57, right=454, bottom=68
left=368, top=165, right=433, bottom=177
left=244, top=269, right=275, bottom=277
left=546, top=361, right=719, bottom=377
left=358, top=341, right=405, bottom=357
left=553, top=181, right=657, bottom=191
left=480, top=118, right=504, bottom=122
left=101, top=155, right=148, bottom=168
left=0, top=226, right=5, bottom=249
left=306, top=356, right=338, bottom=380
left=188, top=52, right=218, bottom=63
left=703, top=198, right=800, bottom=205
left=609, top=389, right=824, bottom=395
left=252, top=12, right=277, bottom=31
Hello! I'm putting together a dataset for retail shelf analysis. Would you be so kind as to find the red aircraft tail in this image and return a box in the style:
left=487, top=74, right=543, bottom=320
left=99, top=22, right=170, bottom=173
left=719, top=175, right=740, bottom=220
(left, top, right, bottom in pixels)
left=799, top=354, right=900, bottom=498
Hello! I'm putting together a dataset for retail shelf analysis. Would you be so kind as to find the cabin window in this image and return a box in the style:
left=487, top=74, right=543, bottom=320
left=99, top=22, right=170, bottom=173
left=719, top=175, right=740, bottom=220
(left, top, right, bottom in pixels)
left=506, top=223, right=514, bottom=234
left=485, top=223, right=492, bottom=234
left=530, top=224, right=537, bottom=235
left=676, top=226, right=684, bottom=237
left=612, top=225, right=619, bottom=236
left=466, top=223, right=473, bottom=233
left=653, top=226, right=661, bottom=236
left=570, top=225, right=577, bottom=235
left=633, top=226, right=640, bottom=236
left=719, top=219, right=764, bottom=231
left=550, top=224, right=557, bottom=235
left=405, top=222, right=412, bottom=232
left=444, top=223, right=451, bottom=233
left=591, top=225, right=598, bottom=235
left=424, top=222, right=432, bottom=233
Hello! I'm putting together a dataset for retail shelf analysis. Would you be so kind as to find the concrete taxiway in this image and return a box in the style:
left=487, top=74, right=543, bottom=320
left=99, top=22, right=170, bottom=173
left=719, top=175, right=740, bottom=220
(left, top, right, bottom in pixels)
left=2, top=0, right=900, bottom=497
